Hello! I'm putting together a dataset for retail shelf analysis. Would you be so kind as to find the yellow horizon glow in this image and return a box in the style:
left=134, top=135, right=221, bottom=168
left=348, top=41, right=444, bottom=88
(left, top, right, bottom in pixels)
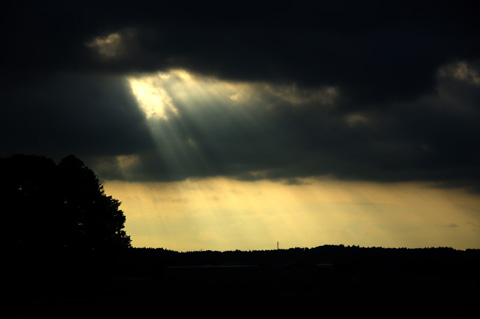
left=104, top=177, right=480, bottom=252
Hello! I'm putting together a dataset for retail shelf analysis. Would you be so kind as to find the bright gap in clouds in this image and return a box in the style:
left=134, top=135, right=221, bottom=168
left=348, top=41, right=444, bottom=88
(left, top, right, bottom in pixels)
left=127, top=69, right=250, bottom=121
left=127, top=74, right=178, bottom=120
left=126, top=69, right=338, bottom=121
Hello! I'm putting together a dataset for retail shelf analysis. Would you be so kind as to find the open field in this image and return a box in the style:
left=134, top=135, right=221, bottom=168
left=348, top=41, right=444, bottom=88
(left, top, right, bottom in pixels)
left=7, top=246, right=480, bottom=317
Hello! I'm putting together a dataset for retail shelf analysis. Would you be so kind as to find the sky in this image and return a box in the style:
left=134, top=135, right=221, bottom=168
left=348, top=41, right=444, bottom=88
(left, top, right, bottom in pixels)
left=1, top=0, right=479, bottom=251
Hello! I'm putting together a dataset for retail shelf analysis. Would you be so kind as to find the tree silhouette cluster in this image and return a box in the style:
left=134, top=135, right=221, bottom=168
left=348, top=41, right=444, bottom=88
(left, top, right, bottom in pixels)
left=1, top=154, right=131, bottom=252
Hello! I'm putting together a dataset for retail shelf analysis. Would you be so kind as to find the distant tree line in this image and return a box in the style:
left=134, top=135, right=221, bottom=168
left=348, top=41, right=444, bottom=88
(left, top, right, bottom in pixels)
left=124, top=245, right=480, bottom=271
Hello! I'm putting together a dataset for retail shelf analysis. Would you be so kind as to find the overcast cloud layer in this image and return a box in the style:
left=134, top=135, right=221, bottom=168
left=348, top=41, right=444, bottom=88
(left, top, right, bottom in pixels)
left=1, top=0, right=479, bottom=189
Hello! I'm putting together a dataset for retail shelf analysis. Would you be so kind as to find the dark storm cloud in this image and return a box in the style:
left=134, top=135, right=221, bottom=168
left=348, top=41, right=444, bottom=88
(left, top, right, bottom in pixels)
left=97, top=0, right=477, bottom=106
left=1, top=0, right=479, bottom=188
left=3, top=0, right=478, bottom=103
left=93, top=68, right=480, bottom=189
left=0, top=73, right=154, bottom=160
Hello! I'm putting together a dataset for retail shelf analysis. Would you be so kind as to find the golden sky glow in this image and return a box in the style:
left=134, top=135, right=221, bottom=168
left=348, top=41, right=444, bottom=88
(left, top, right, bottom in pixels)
left=104, top=178, right=480, bottom=251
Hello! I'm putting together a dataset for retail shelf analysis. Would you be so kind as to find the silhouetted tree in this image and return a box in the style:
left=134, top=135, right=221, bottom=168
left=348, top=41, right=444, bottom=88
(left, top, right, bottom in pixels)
left=1, top=154, right=131, bottom=252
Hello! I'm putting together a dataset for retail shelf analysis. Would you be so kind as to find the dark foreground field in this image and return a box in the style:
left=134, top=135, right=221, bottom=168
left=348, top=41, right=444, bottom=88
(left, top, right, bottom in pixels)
left=7, top=246, right=480, bottom=317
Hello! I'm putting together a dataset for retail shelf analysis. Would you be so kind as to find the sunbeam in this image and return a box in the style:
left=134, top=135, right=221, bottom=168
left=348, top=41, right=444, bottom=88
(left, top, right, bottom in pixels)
left=118, top=68, right=480, bottom=251
left=126, top=69, right=271, bottom=180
